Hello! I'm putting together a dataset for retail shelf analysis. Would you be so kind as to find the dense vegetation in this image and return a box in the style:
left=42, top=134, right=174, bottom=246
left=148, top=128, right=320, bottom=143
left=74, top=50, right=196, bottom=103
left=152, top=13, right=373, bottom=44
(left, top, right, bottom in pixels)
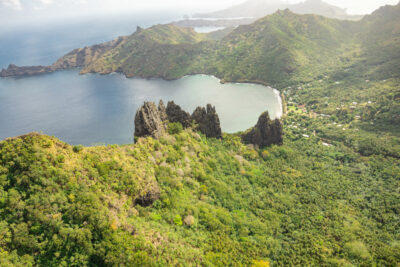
left=1, top=2, right=399, bottom=267
left=52, top=3, right=400, bottom=89
left=1, top=118, right=399, bottom=266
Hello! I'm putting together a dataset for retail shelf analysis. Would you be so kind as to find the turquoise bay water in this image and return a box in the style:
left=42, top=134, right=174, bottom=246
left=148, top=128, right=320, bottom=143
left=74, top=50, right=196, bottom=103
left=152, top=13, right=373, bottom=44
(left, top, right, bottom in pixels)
left=0, top=70, right=281, bottom=145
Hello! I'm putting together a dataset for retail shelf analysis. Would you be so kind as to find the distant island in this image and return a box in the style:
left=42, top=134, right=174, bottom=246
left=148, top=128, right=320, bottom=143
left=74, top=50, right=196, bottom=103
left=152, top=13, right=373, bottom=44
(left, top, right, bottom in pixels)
left=167, top=0, right=363, bottom=34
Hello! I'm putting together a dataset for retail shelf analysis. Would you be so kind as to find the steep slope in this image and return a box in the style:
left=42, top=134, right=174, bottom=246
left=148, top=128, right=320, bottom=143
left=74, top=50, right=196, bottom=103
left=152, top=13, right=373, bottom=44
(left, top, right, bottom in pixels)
left=322, top=2, right=400, bottom=82
left=54, top=24, right=213, bottom=79
left=60, top=10, right=357, bottom=85
left=1, top=122, right=399, bottom=266
left=356, top=2, right=400, bottom=79
left=211, top=10, right=356, bottom=84
left=52, top=36, right=127, bottom=70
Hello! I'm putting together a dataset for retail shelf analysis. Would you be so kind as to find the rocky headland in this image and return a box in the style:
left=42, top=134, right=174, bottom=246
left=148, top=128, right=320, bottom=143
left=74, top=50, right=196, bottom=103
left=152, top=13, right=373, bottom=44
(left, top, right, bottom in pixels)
left=0, top=36, right=126, bottom=78
left=0, top=64, right=54, bottom=77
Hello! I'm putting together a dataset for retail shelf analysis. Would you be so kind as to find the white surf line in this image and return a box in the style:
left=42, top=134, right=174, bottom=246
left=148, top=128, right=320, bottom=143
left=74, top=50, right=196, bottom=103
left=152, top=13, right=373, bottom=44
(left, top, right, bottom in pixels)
left=273, top=88, right=283, bottom=119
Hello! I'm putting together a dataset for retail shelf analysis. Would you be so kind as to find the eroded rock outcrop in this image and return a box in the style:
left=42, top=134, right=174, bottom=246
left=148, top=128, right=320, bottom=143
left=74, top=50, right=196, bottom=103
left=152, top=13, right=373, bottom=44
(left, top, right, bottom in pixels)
left=134, top=101, right=222, bottom=139
left=134, top=102, right=166, bottom=139
left=135, top=185, right=161, bottom=207
left=241, top=112, right=283, bottom=148
left=191, top=104, right=222, bottom=139
left=158, top=100, right=168, bottom=122
left=166, top=101, right=191, bottom=128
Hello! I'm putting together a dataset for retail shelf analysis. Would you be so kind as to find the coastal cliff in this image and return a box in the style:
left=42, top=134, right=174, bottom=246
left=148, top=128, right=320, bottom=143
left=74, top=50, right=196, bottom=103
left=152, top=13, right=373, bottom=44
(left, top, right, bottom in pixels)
left=0, top=37, right=126, bottom=77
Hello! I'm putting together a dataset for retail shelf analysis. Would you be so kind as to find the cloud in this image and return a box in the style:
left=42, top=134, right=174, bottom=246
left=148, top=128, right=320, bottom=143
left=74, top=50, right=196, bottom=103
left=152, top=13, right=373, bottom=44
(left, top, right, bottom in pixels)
left=40, top=0, right=53, bottom=4
left=0, top=0, right=22, bottom=9
left=1, top=0, right=399, bottom=18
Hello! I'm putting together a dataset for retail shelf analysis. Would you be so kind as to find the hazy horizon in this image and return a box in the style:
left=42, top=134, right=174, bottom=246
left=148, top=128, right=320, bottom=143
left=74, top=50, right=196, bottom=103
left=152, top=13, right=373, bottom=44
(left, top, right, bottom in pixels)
left=1, top=0, right=399, bottom=26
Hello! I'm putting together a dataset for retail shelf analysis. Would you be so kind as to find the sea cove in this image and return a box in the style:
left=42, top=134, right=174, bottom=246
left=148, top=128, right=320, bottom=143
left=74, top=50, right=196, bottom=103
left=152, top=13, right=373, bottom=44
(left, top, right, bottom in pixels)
left=0, top=70, right=282, bottom=145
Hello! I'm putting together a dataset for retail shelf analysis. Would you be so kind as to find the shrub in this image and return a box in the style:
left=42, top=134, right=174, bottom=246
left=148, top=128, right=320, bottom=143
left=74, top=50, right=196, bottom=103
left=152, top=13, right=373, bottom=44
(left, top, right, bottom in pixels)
left=344, top=241, right=372, bottom=260
left=252, top=260, right=270, bottom=267
left=168, top=122, right=183, bottom=135
left=173, top=215, right=183, bottom=226
left=184, top=215, right=195, bottom=226
left=243, top=149, right=259, bottom=160
left=154, top=141, right=161, bottom=151
left=261, top=150, right=270, bottom=160
left=151, top=213, right=162, bottom=222
left=73, top=145, right=83, bottom=153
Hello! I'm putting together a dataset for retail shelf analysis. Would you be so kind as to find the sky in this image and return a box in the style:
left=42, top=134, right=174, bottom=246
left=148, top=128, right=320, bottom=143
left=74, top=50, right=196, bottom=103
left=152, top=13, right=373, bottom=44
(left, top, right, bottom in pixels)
left=1, top=0, right=399, bottom=24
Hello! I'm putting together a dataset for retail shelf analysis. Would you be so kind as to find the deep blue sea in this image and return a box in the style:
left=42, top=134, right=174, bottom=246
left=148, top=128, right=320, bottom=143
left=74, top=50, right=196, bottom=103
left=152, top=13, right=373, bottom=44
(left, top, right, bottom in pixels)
left=0, top=13, right=281, bottom=146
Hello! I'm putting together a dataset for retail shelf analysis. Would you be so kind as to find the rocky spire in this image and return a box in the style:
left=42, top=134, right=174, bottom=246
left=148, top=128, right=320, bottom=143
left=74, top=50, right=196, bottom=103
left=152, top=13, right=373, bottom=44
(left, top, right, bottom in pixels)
left=241, top=111, right=283, bottom=147
left=191, top=104, right=222, bottom=139
left=134, top=102, right=166, bottom=139
left=166, top=101, right=191, bottom=128
left=158, top=100, right=168, bottom=122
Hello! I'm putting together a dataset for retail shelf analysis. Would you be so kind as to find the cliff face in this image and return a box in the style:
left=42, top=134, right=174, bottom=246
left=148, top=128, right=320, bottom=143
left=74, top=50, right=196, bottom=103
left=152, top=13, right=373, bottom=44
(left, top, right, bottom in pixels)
left=241, top=111, right=283, bottom=148
left=134, top=101, right=167, bottom=139
left=52, top=36, right=126, bottom=70
left=134, top=101, right=222, bottom=140
left=0, top=37, right=126, bottom=78
left=166, top=101, right=192, bottom=128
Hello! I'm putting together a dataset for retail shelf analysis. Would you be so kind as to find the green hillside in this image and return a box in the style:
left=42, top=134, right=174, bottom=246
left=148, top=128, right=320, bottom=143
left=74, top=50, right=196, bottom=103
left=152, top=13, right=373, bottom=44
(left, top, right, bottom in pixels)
left=54, top=5, right=398, bottom=86
left=210, top=9, right=356, bottom=85
left=6, top=4, right=400, bottom=87
left=354, top=3, right=400, bottom=80
left=79, top=24, right=214, bottom=79
left=1, top=121, right=399, bottom=266
left=73, top=10, right=358, bottom=85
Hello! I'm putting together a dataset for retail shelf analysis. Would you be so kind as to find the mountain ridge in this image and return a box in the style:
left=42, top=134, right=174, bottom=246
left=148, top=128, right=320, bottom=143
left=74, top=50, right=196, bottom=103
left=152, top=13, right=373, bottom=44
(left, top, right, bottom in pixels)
left=1, top=3, right=399, bottom=87
left=194, top=0, right=363, bottom=21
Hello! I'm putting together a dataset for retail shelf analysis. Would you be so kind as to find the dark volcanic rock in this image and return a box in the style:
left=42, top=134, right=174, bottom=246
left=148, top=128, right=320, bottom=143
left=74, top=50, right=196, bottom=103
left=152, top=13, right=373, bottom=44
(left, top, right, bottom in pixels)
left=158, top=100, right=168, bottom=122
left=241, top=112, right=283, bottom=148
left=134, top=102, right=166, bottom=139
left=191, top=104, right=222, bottom=139
left=166, top=101, right=191, bottom=128
left=135, top=186, right=161, bottom=207
left=0, top=64, right=53, bottom=77
left=135, top=100, right=224, bottom=140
